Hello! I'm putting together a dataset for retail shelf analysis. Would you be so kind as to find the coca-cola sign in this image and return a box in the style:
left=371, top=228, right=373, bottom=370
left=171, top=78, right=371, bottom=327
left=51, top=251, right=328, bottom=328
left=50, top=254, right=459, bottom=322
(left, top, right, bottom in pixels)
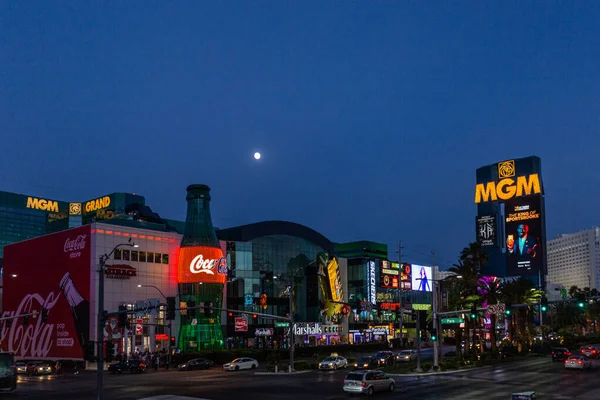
left=1, top=226, right=91, bottom=360
left=178, top=246, right=227, bottom=285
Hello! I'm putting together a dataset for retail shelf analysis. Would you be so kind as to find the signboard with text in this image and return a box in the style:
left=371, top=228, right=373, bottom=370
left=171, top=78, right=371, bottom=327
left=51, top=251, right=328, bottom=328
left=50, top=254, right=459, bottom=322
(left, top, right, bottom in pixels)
left=177, top=246, right=227, bottom=284
left=505, top=196, right=544, bottom=276
left=235, top=318, right=248, bottom=332
left=476, top=215, right=496, bottom=247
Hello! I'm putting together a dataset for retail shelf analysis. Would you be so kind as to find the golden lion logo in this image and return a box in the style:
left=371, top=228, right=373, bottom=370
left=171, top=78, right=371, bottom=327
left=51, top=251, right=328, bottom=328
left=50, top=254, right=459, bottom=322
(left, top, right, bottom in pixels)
left=69, top=202, right=82, bottom=215
left=498, top=160, right=515, bottom=178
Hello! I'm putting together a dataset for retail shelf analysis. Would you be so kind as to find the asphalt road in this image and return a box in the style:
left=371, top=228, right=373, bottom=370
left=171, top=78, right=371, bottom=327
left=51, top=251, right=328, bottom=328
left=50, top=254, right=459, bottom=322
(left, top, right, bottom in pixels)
left=10, top=355, right=600, bottom=400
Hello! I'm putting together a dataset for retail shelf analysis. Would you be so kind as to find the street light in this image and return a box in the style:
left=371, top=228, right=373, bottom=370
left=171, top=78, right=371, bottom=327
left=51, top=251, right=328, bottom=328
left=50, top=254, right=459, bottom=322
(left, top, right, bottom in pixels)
left=97, top=238, right=137, bottom=400
left=137, top=284, right=174, bottom=368
left=416, top=276, right=443, bottom=371
left=274, top=273, right=296, bottom=373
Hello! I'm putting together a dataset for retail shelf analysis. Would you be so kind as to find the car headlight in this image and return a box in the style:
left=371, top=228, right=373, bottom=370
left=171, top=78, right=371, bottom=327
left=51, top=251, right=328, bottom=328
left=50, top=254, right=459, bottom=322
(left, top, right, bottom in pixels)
left=329, top=363, right=333, bottom=366
left=363, top=364, right=368, bottom=367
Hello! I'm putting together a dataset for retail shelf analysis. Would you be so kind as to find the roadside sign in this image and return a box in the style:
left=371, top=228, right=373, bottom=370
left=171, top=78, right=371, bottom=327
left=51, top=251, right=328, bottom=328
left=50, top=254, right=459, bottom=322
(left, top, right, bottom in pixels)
left=235, top=317, right=248, bottom=332
left=487, top=303, right=506, bottom=315
left=191, top=318, right=198, bottom=326
left=441, top=318, right=464, bottom=324
left=275, top=322, right=289, bottom=328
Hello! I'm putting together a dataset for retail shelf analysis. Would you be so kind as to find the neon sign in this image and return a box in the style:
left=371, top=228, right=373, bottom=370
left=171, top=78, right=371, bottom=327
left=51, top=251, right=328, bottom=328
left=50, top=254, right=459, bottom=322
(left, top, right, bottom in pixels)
left=368, top=261, right=376, bottom=305
left=26, top=197, right=59, bottom=212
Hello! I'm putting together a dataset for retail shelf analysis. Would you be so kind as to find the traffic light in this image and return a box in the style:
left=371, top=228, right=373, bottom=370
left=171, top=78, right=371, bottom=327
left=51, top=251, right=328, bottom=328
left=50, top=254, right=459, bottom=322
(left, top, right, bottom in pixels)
left=431, top=329, right=438, bottom=341
left=106, top=342, right=114, bottom=362
left=118, top=304, right=128, bottom=328
left=505, top=308, right=511, bottom=315
left=22, top=316, right=29, bottom=325
left=166, top=297, right=176, bottom=320
left=170, top=336, right=176, bottom=348
left=228, top=312, right=233, bottom=317
left=541, top=298, right=548, bottom=312
left=41, top=308, right=48, bottom=322
left=470, top=305, right=477, bottom=319
left=86, top=341, right=96, bottom=359
left=188, top=301, right=196, bottom=318
left=252, top=314, right=258, bottom=319
left=578, top=301, right=585, bottom=308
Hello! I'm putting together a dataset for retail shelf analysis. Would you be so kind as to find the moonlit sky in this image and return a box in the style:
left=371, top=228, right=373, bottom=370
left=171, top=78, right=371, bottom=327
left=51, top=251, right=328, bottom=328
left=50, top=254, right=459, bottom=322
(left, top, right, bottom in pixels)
left=1, top=2, right=599, bottom=269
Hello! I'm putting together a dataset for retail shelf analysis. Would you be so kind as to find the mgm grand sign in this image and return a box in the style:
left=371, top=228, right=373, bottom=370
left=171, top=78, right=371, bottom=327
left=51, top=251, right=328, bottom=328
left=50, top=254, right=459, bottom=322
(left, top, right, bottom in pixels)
left=474, top=160, right=542, bottom=204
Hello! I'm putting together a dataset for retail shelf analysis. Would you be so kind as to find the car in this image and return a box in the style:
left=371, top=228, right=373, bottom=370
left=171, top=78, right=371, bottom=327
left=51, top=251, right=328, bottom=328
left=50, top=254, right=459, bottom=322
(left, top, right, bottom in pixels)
left=223, top=358, right=258, bottom=371
left=396, top=350, right=417, bottom=362
left=343, top=370, right=395, bottom=396
left=26, top=361, right=53, bottom=376
left=0, top=353, right=17, bottom=393
left=551, top=347, right=571, bottom=362
left=108, top=360, right=147, bottom=374
left=178, top=358, right=213, bottom=371
left=352, top=356, right=378, bottom=370
left=14, top=362, right=27, bottom=375
left=318, top=356, right=347, bottom=370
left=564, top=355, right=592, bottom=370
left=373, top=351, right=395, bottom=366
left=579, top=345, right=600, bottom=359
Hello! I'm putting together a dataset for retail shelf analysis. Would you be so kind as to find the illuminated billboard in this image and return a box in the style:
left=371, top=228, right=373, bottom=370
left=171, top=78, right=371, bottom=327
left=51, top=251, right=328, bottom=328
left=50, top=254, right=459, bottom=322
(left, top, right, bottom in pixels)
left=400, top=263, right=412, bottom=290
left=327, top=258, right=343, bottom=302
left=411, top=265, right=432, bottom=292
left=505, top=196, right=544, bottom=276
left=177, top=246, right=227, bottom=284
left=476, top=215, right=496, bottom=247
left=474, top=160, right=542, bottom=204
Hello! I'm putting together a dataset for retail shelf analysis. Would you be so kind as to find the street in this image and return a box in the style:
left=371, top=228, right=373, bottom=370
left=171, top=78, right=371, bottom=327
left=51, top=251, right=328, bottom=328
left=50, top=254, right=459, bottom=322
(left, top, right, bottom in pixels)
left=9, top=355, right=600, bottom=399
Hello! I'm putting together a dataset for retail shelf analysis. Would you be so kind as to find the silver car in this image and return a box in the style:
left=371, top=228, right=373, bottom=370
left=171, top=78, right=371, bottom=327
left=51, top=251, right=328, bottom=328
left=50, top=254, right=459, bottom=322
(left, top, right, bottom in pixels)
left=564, top=355, right=592, bottom=370
left=396, top=350, right=417, bottom=362
left=343, top=370, right=395, bottom=396
left=318, top=356, right=347, bottom=370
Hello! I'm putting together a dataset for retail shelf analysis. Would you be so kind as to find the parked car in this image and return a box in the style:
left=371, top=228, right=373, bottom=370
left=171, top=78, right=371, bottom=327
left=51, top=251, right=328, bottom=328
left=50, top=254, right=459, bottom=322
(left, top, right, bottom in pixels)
left=342, top=370, right=395, bottom=396
left=108, top=360, right=146, bottom=374
left=223, top=358, right=258, bottom=371
left=0, top=353, right=17, bottom=393
left=579, top=345, right=600, bottom=359
left=178, top=358, right=213, bottom=371
left=26, top=361, right=52, bottom=376
left=564, top=355, right=592, bottom=370
left=551, top=348, right=571, bottom=362
left=396, top=350, right=417, bottom=362
left=352, top=356, right=378, bottom=370
left=373, top=351, right=395, bottom=366
left=318, top=356, right=347, bottom=370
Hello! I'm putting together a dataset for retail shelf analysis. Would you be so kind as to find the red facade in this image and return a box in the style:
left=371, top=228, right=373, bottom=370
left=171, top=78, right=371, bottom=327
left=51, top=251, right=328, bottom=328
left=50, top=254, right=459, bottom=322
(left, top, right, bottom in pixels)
left=1, top=225, right=92, bottom=360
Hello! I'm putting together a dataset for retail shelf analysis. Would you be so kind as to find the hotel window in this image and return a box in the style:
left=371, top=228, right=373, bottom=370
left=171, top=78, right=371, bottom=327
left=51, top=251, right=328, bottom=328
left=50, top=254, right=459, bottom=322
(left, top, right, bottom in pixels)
left=155, top=253, right=162, bottom=263
left=131, top=251, right=139, bottom=262
left=139, top=251, right=146, bottom=262
left=122, top=250, right=130, bottom=261
left=114, top=248, right=122, bottom=260
left=147, top=252, right=154, bottom=263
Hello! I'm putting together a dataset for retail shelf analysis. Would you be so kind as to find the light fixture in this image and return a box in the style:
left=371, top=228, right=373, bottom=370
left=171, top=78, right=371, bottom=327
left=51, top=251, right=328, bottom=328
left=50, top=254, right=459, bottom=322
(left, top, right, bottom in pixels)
left=137, top=284, right=142, bottom=288
left=11, top=274, right=17, bottom=278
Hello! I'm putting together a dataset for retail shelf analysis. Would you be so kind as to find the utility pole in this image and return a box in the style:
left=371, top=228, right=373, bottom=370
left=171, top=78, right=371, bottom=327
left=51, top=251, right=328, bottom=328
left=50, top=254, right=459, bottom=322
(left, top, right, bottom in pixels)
left=415, top=310, right=422, bottom=372
left=397, top=240, right=403, bottom=348
left=289, top=284, right=295, bottom=373
left=432, top=251, right=439, bottom=371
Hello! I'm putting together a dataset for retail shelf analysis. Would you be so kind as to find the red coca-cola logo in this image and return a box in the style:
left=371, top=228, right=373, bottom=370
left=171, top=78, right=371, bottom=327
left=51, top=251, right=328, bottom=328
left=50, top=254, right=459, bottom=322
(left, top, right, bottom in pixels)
left=1, top=292, right=60, bottom=358
left=64, top=235, right=87, bottom=253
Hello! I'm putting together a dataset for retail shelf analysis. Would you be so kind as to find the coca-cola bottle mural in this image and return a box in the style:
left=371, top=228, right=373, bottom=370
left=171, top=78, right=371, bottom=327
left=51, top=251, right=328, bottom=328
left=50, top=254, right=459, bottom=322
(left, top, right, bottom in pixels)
left=59, top=272, right=90, bottom=352
left=177, top=185, right=226, bottom=351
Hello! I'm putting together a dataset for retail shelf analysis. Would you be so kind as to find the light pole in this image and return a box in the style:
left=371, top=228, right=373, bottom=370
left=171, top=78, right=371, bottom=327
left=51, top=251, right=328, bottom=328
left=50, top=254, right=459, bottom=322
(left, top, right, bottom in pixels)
left=416, top=274, right=442, bottom=371
left=137, top=284, right=174, bottom=368
left=97, top=238, right=137, bottom=400
left=274, top=275, right=295, bottom=373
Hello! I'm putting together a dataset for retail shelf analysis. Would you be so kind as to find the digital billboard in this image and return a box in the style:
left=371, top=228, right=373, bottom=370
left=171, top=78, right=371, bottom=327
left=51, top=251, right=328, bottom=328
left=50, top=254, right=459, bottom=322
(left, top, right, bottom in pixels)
left=1, top=225, right=92, bottom=360
left=400, top=263, right=412, bottom=290
left=380, top=260, right=399, bottom=289
left=505, top=195, right=544, bottom=276
left=411, top=265, right=432, bottom=292
left=476, top=215, right=496, bottom=247
left=177, top=246, right=227, bottom=284
left=327, top=258, right=343, bottom=302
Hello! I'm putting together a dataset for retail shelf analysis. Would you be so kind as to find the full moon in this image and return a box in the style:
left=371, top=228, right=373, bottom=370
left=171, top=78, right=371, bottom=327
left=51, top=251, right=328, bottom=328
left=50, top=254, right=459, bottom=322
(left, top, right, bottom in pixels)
left=254, top=152, right=261, bottom=160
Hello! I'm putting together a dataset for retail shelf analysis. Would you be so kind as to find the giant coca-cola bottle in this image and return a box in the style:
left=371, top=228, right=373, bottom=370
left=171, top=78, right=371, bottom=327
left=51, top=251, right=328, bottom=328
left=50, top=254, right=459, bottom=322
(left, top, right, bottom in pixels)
left=177, top=185, right=226, bottom=351
left=60, top=272, right=90, bottom=352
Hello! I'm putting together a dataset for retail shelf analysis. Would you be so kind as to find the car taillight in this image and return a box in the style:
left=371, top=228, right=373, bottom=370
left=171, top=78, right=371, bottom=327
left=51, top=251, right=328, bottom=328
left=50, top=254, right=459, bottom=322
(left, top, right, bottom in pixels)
left=361, top=381, right=366, bottom=387
left=552, top=352, right=554, bottom=355
left=139, top=364, right=144, bottom=367
left=565, top=360, right=568, bottom=363
left=578, top=361, right=582, bottom=365
left=592, top=350, right=596, bottom=354
left=344, top=380, right=348, bottom=385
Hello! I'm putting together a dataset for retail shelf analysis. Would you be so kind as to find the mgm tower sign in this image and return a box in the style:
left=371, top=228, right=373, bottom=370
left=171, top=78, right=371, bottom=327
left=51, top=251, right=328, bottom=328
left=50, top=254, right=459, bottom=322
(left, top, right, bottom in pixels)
left=474, top=157, right=547, bottom=278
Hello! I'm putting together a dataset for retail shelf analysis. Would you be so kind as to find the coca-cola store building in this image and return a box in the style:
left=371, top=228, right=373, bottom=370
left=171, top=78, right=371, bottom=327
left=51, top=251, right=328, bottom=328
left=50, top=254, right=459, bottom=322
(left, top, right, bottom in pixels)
left=1, top=223, right=183, bottom=360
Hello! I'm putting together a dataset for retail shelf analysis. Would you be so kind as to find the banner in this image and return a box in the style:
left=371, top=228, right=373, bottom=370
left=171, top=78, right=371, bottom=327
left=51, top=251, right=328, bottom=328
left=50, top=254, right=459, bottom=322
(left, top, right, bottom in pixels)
left=327, top=258, right=343, bottom=302
left=476, top=215, right=496, bottom=247
left=1, top=225, right=92, bottom=360
left=505, top=195, right=544, bottom=276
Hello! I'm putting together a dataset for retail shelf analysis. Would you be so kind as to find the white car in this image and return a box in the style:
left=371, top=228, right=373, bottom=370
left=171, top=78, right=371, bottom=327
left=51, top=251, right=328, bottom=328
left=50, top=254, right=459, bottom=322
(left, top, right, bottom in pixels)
left=396, top=350, right=417, bottom=362
left=223, top=358, right=258, bottom=371
left=318, top=356, right=347, bottom=370
left=564, top=356, right=592, bottom=370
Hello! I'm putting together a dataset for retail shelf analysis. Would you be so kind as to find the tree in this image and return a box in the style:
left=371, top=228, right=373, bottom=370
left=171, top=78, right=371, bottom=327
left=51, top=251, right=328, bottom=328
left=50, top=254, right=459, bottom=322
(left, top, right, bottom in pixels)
left=501, top=277, right=542, bottom=352
left=479, top=277, right=502, bottom=354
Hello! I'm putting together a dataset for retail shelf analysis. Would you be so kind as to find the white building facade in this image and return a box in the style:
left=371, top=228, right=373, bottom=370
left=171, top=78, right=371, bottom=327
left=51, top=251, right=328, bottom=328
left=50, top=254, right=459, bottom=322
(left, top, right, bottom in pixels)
left=547, top=228, right=600, bottom=291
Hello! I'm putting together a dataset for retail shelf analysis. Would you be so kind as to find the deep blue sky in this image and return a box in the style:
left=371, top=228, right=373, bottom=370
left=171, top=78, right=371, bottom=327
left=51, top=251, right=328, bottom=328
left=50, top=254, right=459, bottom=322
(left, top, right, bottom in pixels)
left=1, top=2, right=599, bottom=269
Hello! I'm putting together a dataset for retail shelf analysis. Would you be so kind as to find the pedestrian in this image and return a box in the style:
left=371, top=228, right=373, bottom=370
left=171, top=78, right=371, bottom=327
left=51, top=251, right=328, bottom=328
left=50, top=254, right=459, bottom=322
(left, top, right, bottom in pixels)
left=55, top=361, right=62, bottom=376
left=154, top=355, right=159, bottom=371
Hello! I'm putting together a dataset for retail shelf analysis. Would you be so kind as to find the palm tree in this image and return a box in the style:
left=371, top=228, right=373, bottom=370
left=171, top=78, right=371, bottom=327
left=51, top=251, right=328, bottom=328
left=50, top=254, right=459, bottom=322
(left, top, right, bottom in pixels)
left=479, top=277, right=502, bottom=354
left=502, top=277, right=543, bottom=352
left=459, top=242, right=488, bottom=273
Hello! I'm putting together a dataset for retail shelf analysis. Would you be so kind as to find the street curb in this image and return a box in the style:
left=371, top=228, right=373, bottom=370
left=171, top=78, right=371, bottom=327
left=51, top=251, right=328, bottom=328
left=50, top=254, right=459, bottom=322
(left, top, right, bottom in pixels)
left=254, top=371, right=312, bottom=376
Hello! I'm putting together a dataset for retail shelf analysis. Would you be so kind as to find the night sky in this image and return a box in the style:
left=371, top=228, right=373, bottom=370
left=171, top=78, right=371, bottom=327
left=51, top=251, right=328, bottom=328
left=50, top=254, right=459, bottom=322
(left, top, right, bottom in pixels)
left=1, top=2, right=599, bottom=269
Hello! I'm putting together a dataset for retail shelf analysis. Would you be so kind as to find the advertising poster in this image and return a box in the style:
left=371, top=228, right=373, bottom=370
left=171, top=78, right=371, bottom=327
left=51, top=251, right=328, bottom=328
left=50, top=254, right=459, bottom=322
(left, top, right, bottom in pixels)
left=505, top=195, right=544, bottom=276
left=177, top=246, right=227, bottom=284
left=411, top=265, right=432, bottom=292
left=476, top=215, right=496, bottom=247
left=327, top=258, right=343, bottom=302
left=1, top=225, right=91, bottom=360
left=400, top=264, right=412, bottom=290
